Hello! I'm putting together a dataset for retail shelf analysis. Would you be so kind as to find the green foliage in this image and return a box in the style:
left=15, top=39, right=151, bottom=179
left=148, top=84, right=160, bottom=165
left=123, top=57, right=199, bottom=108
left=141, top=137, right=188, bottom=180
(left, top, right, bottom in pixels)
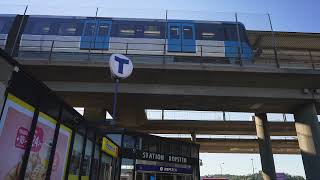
left=204, top=171, right=305, bottom=180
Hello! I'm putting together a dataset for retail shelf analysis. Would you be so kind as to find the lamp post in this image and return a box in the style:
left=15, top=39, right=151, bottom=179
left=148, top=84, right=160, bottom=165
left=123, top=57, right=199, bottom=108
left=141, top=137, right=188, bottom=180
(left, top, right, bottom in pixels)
left=251, top=158, right=255, bottom=179
left=220, top=162, right=224, bottom=176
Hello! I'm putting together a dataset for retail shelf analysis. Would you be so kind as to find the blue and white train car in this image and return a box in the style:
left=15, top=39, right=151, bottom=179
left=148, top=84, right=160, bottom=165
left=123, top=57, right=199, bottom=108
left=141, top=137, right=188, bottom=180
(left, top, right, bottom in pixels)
left=0, top=14, right=253, bottom=63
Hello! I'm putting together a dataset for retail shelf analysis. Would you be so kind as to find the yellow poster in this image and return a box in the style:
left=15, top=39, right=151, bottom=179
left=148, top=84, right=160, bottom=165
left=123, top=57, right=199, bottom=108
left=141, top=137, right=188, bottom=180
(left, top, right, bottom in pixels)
left=101, top=137, right=118, bottom=158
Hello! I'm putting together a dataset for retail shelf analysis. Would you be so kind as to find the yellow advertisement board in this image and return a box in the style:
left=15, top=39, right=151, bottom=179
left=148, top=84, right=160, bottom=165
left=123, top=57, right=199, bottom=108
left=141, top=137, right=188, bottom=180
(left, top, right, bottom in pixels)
left=101, top=137, right=118, bottom=158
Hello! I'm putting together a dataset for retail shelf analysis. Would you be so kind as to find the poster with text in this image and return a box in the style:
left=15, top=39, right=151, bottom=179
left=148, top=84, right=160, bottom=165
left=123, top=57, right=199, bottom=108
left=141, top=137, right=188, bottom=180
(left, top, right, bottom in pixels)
left=50, top=124, right=72, bottom=180
left=0, top=94, right=35, bottom=180
left=24, top=112, right=57, bottom=179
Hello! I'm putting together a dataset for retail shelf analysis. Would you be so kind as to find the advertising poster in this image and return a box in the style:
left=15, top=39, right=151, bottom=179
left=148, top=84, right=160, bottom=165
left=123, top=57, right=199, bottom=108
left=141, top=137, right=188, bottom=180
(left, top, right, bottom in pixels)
left=0, top=93, right=72, bottom=180
left=50, top=124, right=72, bottom=180
left=0, top=94, right=35, bottom=180
left=24, top=112, right=57, bottom=179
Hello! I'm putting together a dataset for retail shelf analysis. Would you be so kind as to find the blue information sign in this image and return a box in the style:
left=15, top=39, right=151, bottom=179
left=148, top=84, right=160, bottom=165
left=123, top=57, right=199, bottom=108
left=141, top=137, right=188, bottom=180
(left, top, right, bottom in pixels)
left=136, top=164, right=193, bottom=174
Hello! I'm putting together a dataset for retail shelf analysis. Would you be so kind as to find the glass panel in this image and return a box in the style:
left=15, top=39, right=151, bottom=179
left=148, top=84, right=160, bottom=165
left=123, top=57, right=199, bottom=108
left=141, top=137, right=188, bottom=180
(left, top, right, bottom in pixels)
left=183, top=26, right=193, bottom=39
left=136, top=173, right=143, bottom=180
left=34, top=22, right=51, bottom=35
left=120, top=158, right=134, bottom=180
left=0, top=95, right=35, bottom=180
left=98, top=23, right=109, bottom=36
left=119, top=24, right=136, bottom=37
left=145, top=173, right=156, bottom=180
left=0, top=20, right=5, bottom=33
left=106, top=134, right=122, bottom=146
left=81, top=139, right=93, bottom=179
left=68, top=133, right=84, bottom=179
left=50, top=125, right=72, bottom=180
left=123, top=135, right=136, bottom=149
left=170, top=26, right=180, bottom=39
left=144, top=25, right=161, bottom=38
left=59, top=23, right=77, bottom=36
left=25, top=114, right=57, bottom=180
left=99, top=154, right=112, bottom=180
left=90, top=144, right=100, bottom=180
left=84, top=23, right=96, bottom=36
left=201, top=32, right=215, bottom=40
left=158, top=174, right=174, bottom=180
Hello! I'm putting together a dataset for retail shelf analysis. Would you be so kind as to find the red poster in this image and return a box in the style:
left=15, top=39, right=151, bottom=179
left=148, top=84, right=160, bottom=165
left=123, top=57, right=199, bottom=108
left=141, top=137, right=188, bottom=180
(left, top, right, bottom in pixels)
left=24, top=112, right=57, bottom=179
left=0, top=94, right=35, bottom=179
left=50, top=124, right=72, bottom=180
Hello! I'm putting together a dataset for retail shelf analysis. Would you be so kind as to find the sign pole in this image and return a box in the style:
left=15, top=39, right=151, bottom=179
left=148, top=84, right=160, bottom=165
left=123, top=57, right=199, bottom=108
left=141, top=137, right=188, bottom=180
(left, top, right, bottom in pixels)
left=112, top=78, right=119, bottom=125
left=109, top=54, right=133, bottom=126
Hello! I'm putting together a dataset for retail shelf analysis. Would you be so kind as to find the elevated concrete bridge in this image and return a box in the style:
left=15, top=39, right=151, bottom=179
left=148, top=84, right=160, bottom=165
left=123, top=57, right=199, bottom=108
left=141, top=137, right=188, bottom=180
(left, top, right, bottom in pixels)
left=5, top=30, right=320, bottom=179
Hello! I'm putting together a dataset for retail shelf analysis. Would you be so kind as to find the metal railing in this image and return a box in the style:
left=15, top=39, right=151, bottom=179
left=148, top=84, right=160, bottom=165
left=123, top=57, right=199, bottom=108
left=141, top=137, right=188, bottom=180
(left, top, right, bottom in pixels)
left=4, top=38, right=319, bottom=70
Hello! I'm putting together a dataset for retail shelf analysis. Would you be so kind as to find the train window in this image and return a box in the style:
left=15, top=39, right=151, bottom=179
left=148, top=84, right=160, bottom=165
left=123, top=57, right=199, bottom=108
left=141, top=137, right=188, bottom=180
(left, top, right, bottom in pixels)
left=183, top=26, right=194, bottom=39
left=119, top=24, right=136, bottom=37
left=201, top=32, right=215, bottom=40
left=170, top=26, right=180, bottom=39
left=34, top=22, right=51, bottom=35
left=224, top=25, right=238, bottom=41
left=198, top=24, right=221, bottom=40
left=84, top=23, right=96, bottom=36
left=98, top=23, right=109, bottom=36
left=0, top=20, right=5, bottom=33
left=59, top=23, right=77, bottom=36
left=144, top=25, right=160, bottom=38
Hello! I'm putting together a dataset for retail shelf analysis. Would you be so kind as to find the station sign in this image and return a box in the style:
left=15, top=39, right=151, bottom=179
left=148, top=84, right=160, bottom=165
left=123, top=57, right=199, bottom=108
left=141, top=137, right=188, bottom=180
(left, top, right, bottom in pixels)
left=102, top=137, right=118, bottom=158
left=122, top=148, right=198, bottom=165
left=109, top=54, right=133, bottom=79
left=136, top=164, right=193, bottom=174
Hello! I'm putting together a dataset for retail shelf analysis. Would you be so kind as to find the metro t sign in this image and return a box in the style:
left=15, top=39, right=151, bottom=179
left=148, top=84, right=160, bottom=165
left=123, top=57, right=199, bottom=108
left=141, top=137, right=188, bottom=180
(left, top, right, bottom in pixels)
left=109, top=54, right=133, bottom=79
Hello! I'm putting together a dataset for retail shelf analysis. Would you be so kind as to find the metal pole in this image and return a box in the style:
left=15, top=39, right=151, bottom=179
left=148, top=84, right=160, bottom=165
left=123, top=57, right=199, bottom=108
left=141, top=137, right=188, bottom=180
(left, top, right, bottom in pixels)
left=283, top=113, right=287, bottom=122
left=251, top=158, right=255, bottom=179
left=11, top=5, right=28, bottom=57
left=88, top=7, right=99, bottom=61
left=48, top=40, right=54, bottom=63
left=309, top=50, right=315, bottom=70
left=220, top=163, right=223, bottom=176
left=163, top=9, right=168, bottom=64
left=112, top=78, right=120, bottom=125
left=235, top=13, right=243, bottom=66
left=268, top=13, right=280, bottom=68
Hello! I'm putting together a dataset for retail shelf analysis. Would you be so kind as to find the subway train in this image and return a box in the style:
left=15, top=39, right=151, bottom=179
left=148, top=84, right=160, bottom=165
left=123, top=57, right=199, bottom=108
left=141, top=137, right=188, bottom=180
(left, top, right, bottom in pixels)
left=0, top=14, right=253, bottom=63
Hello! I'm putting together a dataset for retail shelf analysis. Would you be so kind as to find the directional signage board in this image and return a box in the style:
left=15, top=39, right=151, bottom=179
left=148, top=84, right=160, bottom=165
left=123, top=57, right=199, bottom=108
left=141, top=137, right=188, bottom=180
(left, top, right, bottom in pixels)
left=109, top=54, right=133, bottom=79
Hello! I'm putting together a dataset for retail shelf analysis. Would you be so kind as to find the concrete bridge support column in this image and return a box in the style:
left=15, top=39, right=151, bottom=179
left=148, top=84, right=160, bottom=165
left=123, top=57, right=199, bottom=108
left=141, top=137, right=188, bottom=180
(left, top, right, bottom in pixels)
left=255, top=113, right=276, bottom=180
left=83, top=107, right=106, bottom=122
left=294, top=103, right=320, bottom=180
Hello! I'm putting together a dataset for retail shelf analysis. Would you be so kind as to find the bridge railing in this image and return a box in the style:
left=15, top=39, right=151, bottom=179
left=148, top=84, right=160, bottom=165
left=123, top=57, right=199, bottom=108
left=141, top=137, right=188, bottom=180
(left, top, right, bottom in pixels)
left=8, top=38, right=320, bottom=70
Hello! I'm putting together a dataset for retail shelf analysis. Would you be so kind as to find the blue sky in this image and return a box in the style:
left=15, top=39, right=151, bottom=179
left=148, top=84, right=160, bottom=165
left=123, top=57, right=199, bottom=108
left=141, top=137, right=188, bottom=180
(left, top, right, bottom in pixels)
left=4, top=0, right=314, bottom=177
left=2, top=0, right=320, bottom=32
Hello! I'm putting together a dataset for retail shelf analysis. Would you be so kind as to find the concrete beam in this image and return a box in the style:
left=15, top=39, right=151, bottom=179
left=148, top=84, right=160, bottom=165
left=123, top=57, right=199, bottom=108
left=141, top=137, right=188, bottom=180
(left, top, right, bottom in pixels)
left=45, top=82, right=313, bottom=100
left=116, top=107, right=148, bottom=128
left=172, top=138, right=299, bottom=154
left=138, top=120, right=297, bottom=136
left=83, top=107, right=106, bottom=122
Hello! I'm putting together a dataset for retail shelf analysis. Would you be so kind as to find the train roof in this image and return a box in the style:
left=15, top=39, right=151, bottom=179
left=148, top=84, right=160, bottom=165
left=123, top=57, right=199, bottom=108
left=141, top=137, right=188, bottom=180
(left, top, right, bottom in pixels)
left=0, top=14, right=246, bottom=27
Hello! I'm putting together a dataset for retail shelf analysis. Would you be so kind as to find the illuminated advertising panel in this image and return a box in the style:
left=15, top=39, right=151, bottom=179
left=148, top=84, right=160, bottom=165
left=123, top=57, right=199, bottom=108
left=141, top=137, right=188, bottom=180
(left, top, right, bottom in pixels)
left=102, top=137, right=118, bottom=158
left=0, top=94, right=35, bottom=179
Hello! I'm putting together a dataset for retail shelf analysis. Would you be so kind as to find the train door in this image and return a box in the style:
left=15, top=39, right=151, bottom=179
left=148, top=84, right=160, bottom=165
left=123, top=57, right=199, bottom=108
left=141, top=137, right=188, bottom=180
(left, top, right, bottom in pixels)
left=167, top=22, right=196, bottom=53
left=80, top=19, right=112, bottom=49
